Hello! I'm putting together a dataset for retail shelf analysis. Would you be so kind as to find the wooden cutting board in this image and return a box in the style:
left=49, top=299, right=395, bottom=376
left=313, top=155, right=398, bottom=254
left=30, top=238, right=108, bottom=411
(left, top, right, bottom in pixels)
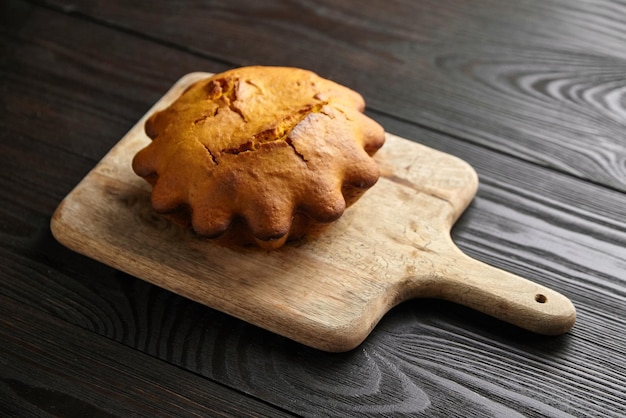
left=51, top=72, right=576, bottom=352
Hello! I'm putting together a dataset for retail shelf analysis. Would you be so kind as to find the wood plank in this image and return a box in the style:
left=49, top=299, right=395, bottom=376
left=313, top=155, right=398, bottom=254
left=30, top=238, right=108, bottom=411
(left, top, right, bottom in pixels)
left=33, top=0, right=626, bottom=191
left=1, top=2, right=625, bottom=416
left=0, top=1, right=228, bottom=162
left=0, top=294, right=295, bottom=417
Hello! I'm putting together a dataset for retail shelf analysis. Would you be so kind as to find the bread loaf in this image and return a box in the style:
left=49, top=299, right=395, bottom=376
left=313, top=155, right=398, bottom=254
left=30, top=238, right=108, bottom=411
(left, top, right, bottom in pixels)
left=132, top=66, right=385, bottom=249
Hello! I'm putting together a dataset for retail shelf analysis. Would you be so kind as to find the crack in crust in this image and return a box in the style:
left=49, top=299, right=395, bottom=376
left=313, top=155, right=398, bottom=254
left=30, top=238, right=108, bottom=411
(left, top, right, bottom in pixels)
left=202, top=144, right=218, bottom=165
left=221, top=102, right=326, bottom=162
left=192, top=81, right=327, bottom=164
left=285, top=137, right=308, bottom=163
left=206, top=77, right=247, bottom=121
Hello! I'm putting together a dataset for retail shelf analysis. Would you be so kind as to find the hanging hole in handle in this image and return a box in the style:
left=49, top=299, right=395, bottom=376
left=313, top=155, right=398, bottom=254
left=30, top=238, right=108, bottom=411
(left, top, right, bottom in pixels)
left=535, top=294, right=547, bottom=303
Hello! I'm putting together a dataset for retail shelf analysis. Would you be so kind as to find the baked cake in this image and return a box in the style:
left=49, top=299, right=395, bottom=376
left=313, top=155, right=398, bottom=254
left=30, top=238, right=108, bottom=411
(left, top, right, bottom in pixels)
left=132, top=66, right=385, bottom=249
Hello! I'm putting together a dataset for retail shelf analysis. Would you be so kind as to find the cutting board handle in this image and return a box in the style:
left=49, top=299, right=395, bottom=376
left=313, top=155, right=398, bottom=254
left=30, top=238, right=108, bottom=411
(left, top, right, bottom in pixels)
left=418, top=244, right=576, bottom=335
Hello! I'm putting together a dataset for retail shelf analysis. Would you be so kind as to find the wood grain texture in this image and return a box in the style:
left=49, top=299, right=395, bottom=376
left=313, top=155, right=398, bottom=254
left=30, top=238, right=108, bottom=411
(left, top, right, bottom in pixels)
left=1, top=1, right=625, bottom=416
left=34, top=0, right=626, bottom=192
left=0, top=294, right=294, bottom=417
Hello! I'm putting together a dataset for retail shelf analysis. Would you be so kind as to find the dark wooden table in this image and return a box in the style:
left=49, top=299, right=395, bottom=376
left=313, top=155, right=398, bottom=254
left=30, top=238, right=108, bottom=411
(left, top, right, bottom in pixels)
left=2, top=0, right=625, bottom=416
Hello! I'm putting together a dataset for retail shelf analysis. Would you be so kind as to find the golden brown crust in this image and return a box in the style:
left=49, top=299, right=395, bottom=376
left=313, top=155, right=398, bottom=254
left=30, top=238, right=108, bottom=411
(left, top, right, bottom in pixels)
left=132, top=66, right=385, bottom=249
